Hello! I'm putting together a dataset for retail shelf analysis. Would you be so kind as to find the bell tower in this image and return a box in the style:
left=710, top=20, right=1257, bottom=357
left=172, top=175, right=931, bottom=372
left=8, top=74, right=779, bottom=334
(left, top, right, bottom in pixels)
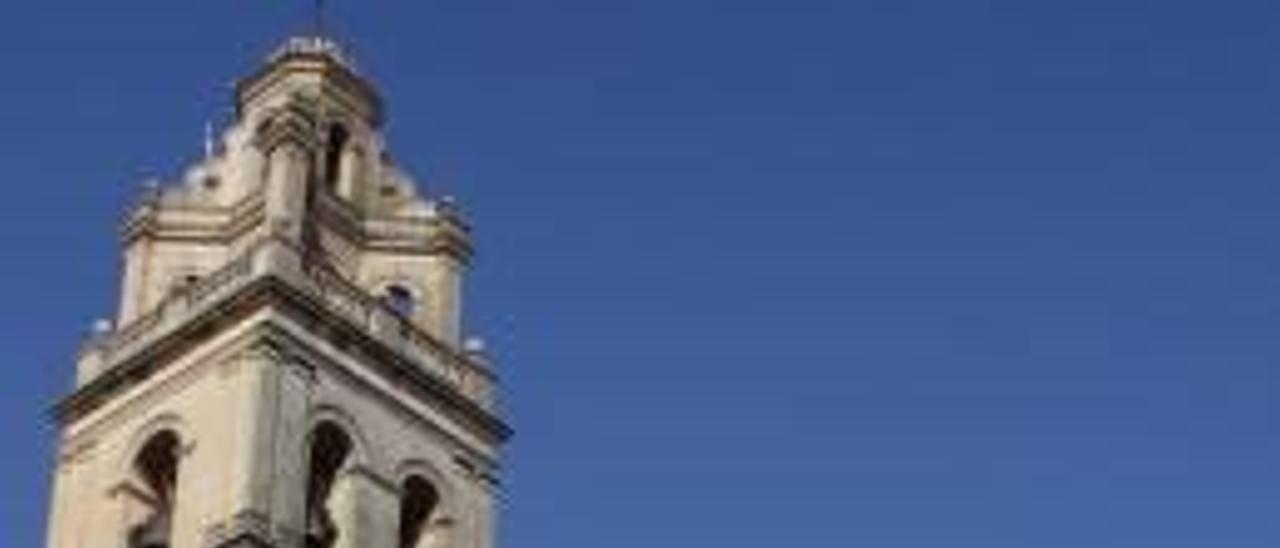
left=45, top=34, right=511, bottom=548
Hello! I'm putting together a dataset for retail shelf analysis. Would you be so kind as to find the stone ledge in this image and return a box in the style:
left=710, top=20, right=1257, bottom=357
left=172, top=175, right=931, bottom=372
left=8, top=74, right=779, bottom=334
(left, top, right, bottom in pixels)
left=55, top=271, right=512, bottom=445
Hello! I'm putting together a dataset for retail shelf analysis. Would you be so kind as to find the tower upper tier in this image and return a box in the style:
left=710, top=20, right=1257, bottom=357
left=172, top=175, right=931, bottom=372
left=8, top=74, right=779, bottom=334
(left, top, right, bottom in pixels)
left=237, top=36, right=383, bottom=130
left=79, top=34, right=495, bottom=412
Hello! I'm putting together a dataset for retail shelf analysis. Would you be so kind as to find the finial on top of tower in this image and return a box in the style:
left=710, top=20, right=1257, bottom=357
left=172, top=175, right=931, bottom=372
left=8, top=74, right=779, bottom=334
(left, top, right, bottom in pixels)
left=267, top=34, right=357, bottom=71
left=263, top=0, right=356, bottom=70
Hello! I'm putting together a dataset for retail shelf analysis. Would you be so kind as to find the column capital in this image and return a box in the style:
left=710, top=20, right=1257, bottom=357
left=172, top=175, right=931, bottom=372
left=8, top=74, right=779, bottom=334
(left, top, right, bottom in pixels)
left=252, top=101, right=321, bottom=155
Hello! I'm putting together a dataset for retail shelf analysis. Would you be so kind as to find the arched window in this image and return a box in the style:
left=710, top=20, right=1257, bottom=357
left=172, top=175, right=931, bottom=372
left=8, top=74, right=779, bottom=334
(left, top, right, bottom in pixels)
left=383, top=284, right=416, bottom=318
left=305, top=422, right=354, bottom=548
left=128, top=431, right=181, bottom=548
left=324, top=124, right=350, bottom=193
left=399, top=476, right=441, bottom=548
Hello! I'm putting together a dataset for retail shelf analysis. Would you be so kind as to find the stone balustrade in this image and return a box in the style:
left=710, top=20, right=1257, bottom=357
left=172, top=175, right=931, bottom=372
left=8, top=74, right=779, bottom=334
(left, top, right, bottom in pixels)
left=76, top=236, right=496, bottom=409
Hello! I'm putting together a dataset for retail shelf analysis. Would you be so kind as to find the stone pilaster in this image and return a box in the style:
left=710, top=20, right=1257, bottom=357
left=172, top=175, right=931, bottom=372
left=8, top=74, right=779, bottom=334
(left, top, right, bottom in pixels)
left=255, top=104, right=319, bottom=244
left=330, top=465, right=401, bottom=548
left=263, top=140, right=311, bottom=243
left=268, top=348, right=315, bottom=545
left=215, top=338, right=316, bottom=547
left=226, top=344, right=279, bottom=525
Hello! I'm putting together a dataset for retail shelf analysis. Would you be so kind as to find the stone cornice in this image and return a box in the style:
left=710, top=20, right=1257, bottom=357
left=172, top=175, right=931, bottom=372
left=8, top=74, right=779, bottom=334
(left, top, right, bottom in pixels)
left=252, top=101, right=321, bottom=154
left=121, top=193, right=265, bottom=245
left=235, top=47, right=384, bottom=128
left=55, top=243, right=510, bottom=445
left=121, top=186, right=471, bottom=261
left=203, top=509, right=280, bottom=547
left=259, top=278, right=507, bottom=441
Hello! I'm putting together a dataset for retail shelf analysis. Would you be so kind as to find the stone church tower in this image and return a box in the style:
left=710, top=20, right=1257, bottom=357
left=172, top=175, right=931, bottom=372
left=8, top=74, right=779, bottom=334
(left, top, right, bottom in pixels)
left=44, top=35, right=511, bottom=548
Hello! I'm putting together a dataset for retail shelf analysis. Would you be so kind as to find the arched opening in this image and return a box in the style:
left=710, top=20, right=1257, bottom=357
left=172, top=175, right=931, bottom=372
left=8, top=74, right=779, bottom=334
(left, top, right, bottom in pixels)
left=127, top=430, right=181, bottom=548
left=398, top=476, right=441, bottom=548
left=383, top=284, right=416, bottom=319
left=305, top=422, right=354, bottom=548
left=324, top=124, right=350, bottom=193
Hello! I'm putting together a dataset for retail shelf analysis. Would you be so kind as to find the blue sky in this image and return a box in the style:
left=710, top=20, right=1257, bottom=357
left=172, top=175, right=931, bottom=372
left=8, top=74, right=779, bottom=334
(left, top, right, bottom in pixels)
left=0, top=1, right=1275, bottom=546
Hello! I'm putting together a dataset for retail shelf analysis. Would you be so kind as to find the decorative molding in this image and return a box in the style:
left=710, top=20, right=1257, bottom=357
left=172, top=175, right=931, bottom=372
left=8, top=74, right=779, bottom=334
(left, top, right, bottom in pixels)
left=307, top=403, right=373, bottom=468
left=344, top=463, right=399, bottom=494
left=282, top=351, right=318, bottom=385
left=121, top=191, right=265, bottom=246
left=235, top=44, right=384, bottom=128
left=55, top=244, right=510, bottom=445
left=203, top=510, right=274, bottom=548
left=58, top=327, right=263, bottom=451
left=108, top=480, right=157, bottom=506
left=293, top=327, right=503, bottom=469
left=202, top=509, right=304, bottom=548
left=252, top=100, right=321, bottom=156
left=58, top=437, right=98, bottom=467
left=115, top=411, right=191, bottom=475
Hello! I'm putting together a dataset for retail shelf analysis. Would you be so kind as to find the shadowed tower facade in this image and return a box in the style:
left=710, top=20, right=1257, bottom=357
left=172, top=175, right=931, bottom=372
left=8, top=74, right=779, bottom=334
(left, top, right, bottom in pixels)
left=44, top=35, right=511, bottom=548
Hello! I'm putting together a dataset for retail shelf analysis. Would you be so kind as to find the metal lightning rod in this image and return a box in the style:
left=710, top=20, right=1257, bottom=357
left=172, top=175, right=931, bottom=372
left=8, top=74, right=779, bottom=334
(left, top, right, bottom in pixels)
left=313, top=0, right=327, bottom=38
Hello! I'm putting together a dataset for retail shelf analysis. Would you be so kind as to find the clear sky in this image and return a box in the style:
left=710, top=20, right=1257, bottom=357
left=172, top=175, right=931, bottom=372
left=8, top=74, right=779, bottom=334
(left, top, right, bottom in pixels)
left=0, top=1, right=1275, bottom=546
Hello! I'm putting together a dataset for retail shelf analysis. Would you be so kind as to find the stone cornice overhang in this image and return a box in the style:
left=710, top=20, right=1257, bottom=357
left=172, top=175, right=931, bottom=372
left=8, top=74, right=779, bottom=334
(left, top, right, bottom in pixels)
left=362, top=213, right=474, bottom=261
left=121, top=190, right=472, bottom=262
left=235, top=50, right=384, bottom=128
left=53, top=273, right=512, bottom=445
left=121, top=194, right=266, bottom=245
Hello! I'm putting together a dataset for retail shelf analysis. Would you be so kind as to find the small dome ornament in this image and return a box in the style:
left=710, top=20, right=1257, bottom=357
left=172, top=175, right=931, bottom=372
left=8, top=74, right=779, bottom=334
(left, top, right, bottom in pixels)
left=268, top=34, right=357, bottom=71
left=266, top=0, right=358, bottom=71
left=463, top=336, right=488, bottom=354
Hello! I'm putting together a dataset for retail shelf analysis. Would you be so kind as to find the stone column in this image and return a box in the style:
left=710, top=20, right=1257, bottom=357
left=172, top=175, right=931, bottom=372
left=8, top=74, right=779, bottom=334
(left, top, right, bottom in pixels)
left=112, top=481, right=157, bottom=548
left=422, top=213, right=472, bottom=346
left=424, top=256, right=464, bottom=346
left=225, top=346, right=277, bottom=532
left=330, top=466, right=400, bottom=548
left=336, top=146, right=363, bottom=202
left=117, top=236, right=149, bottom=325
left=205, top=341, right=312, bottom=548
left=263, top=141, right=310, bottom=243
left=469, top=477, right=500, bottom=548
left=43, top=447, right=77, bottom=548
left=269, top=349, right=315, bottom=545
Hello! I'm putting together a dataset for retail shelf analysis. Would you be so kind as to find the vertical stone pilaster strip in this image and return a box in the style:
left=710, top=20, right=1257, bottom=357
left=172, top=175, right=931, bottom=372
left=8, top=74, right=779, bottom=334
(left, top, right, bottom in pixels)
left=337, top=146, right=362, bottom=202
left=228, top=345, right=274, bottom=523
left=268, top=348, right=315, bottom=545
left=331, top=466, right=400, bottom=548
left=468, top=468, right=504, bottom=548
left=43, top=447, right=74, bottom=548
left=329, top=470, right=362, bottom=548
left=472, top=481, right=495, bottom=548
left=264, top=141, right=310, bottom=243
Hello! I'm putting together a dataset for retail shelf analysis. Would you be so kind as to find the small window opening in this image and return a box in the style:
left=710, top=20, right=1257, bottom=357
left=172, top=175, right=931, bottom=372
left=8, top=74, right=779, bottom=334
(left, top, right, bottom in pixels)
left=324, top=124, right=350, bottom=193
left=128, top=431, right=181, bottom=548
left=305, top=423, right=353, bottom=548
left=399, top=476, right=441, bottom=548
left=383, top=285, right=416, bottom=318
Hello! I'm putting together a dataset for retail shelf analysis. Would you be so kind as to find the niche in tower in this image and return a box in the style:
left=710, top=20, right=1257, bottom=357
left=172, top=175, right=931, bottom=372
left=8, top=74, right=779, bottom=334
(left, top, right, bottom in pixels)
left=127, top=431, right=181, bottom=548
left=305, top=422, right=354, bottom=548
